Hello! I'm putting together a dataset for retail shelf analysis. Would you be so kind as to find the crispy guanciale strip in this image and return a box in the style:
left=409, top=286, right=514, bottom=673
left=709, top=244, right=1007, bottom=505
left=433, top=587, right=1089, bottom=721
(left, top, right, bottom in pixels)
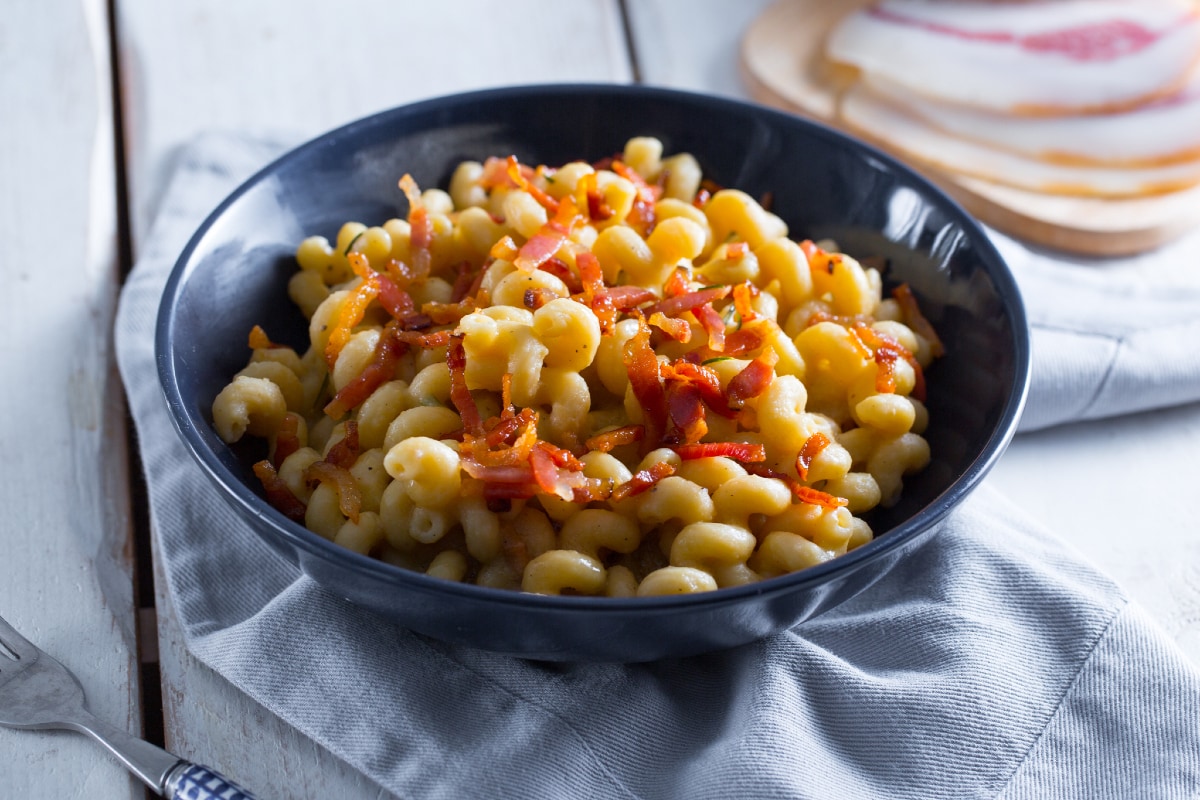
left=716, top=325, right=767, bottom=357
left=304, top=460, right=362, bottom=523
left=324, top=419, right=360, bottom=470
left=398, top=175, right=433, bottom=282
left=582, top=172, right=613, bottom=221
left=447, top=336, right=484, bottom=435
left=726, top=347, right=780, bottom=406
left=693, top=303, right=727, bottom=353
left=666, top=381, right=708, bottom=444
left=479, top=156, right=531, bottom=189
left=732, top=282, right=758, bottom=323
left=375, top=271, right=416, bottom=321
left=893, top=283, right=945, bottom=358
left=645, top=285, right=730, bottom=318
left=623, top=318, right=669, bottom=452
left=272, top=412, right=303, bottom=467
left=795, top=432, right=831, bottom=481
left=611, top=461, right=676, bottom=502
left=324, top=327, right=408, bottom=419
left=661, top=359, right=738, bottom=419
left=539, top=257, right=585, bottom=293
left=324, top=257, right=381, bottom=370
left=530, top=444, right=588, bottom=502
left=584, top=424, right=644, bottom=454
left=523, top=288, right=555, bottom=310
left=489, top=235, right=520, bottom=262
left=448, top=261, right=481, bottom=303
left=744, top=464, right=848, bottom=511
left=603, top=285, right=657, bottom=309
left=253, top=460, right=307, bottom=522
left=395, top=328, right=454, bottom=349
left=611, top=160, right=661, bottom=234
left=649, top=311, right=692, bottom=343
left=675, top=442, right=766, bottom=462
left=662, top=266, right=690, bottom=298
left=515, top=195, right=580, bottom=273
left=506, top=155, right=560, bottom=214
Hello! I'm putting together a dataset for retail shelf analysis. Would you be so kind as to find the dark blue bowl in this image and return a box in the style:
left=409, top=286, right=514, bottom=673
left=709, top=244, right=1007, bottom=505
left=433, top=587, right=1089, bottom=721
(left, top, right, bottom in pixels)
left=157, top=84, right=1029, bottom=661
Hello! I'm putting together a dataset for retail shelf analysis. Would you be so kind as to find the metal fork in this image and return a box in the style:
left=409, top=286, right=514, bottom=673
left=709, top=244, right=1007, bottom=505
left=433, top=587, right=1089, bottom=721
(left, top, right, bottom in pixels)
left=0, top=612, right=259, bottom=799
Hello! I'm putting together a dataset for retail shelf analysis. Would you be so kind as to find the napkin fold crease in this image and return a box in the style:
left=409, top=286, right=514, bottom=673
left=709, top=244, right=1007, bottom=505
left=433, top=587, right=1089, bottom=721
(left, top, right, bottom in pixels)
left=115, top=133, right=1200, bottom=800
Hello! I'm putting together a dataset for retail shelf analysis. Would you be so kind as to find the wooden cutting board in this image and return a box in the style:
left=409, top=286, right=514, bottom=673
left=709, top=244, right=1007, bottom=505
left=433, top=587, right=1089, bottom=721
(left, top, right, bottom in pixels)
left=740, top=0, right=1200, bottom=256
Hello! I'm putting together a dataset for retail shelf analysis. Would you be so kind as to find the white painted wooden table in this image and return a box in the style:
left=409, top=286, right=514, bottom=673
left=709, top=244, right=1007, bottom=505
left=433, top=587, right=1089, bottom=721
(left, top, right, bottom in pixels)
left=3, top=1, right=1197, bottom=797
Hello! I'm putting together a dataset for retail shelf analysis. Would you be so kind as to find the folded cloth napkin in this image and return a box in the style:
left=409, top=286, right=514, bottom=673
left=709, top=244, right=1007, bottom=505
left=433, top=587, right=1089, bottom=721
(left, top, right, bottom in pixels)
left=116, top=132, right=1200, bottom=799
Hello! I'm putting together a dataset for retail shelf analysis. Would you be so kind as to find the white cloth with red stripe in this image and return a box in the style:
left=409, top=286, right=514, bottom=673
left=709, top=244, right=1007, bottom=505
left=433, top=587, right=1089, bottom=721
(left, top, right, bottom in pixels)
left=115, top=133, right=1200, bottom=800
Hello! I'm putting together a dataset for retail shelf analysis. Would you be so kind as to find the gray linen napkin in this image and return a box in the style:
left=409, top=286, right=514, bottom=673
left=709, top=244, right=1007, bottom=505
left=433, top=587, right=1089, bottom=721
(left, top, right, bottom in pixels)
left=116, top=133, right=1200, bottom=799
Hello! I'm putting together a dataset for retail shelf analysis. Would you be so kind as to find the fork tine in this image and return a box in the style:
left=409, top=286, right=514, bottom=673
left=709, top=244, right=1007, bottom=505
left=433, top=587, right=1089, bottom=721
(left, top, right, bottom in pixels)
left=0, top=613, right=34, bottom=660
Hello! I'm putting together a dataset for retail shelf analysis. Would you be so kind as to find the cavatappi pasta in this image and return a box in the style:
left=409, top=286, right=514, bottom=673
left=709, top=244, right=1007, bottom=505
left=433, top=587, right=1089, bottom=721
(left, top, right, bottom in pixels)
left=212, top=136, right=944, bottom=597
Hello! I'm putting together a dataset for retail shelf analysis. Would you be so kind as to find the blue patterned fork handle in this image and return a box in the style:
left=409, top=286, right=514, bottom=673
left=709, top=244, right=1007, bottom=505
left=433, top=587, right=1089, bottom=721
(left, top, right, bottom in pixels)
left=165, top=762, right=258, bottom=799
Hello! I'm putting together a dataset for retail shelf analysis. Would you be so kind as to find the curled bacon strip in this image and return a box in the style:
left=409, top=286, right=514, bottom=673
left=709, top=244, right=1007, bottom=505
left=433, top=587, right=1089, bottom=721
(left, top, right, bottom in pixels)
left=623, top=318, right=669, bottom=452
left=253, top=460, right=307, bottom=522
left=324, top=327, right=408, bottom=419
left=726, top=347, right=779, bottom=406
left=304, top=460, right=363, bottom=523
left=795, top=432, right=831, bottom=481
left=666, top=381, right=708, bottom=444
left=661, top=359, right=738, bottom=419
left=584, top=425, right=644, bottom=454
left=645, top=286, right=730, bottom=318
left=649, top=311, right=692, bottom=343
left=611, top=160, right=661, bottom=234
left=399, top=175, right=432, bottom=283
left=447, top=337, right=484, bottom=436
left=515, top=195, right=580, bottom=273
left=675, top=442, right=766, bottom=462
left=324, top=255, right=381, bottom=370
left=506, top=155, right=559, bottom=214
left=611, top=461, right=676, bottom=502
left=694, top=303, right=727, bottom=352
left=324, top=420, right=360, bottom=470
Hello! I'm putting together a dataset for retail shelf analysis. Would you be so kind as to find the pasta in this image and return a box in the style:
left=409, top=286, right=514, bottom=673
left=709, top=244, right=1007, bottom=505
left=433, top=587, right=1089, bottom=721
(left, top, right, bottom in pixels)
left=214, top=138, right=943, bottom=597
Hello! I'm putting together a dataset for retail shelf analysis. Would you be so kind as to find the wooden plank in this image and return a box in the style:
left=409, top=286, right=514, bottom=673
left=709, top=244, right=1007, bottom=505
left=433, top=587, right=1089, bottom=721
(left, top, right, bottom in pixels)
left=115, top=1, right=632, bottom=794
left=630, top=0, right=1199, bottom=665
left=118, top=0, right=633, bottom=248
left=0, top=0, right=142, bottom=796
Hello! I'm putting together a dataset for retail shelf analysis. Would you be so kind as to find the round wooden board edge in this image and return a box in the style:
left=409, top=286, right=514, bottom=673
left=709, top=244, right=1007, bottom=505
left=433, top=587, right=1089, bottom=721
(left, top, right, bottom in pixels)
left=739, top=0, right=1200, bottom=257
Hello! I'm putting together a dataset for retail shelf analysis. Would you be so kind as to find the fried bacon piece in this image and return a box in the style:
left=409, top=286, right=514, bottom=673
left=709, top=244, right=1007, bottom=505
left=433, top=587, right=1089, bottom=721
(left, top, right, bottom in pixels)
left=324, top=420, right=360, bottom=470
left=447, top=337, right=484, bottom=436
left=584, top=425, right=644, bottom=454
left=253, top=460, right=307, bottom=522
left=623, top=318, right=669, bottom=452
left=666, top=381, right=708, bottom=444
left=515, top=195, right=580, bottom=273
left=324, top=326, right=409, bottom=419
left=324, top=255, right=381, bottom=370
left=611, top=461, right=676, bottom=502
left=726, top=347, right=780, bottom=406
left=675, top=442, right=766, bottom=462
left=795, top=432, right=831, bottom=481
left=271, top=412, right=303, bottom=467
left=611, top=160, right=661, bottom=234
left=645, top=286, right=730, bottom=318
left=581, top=172, right=614, bottom=221
left=304, top=460, right=363, bottom=523
left=504, top=156, right=560, bottom=213
left=399, top=174, right=432, bottom=283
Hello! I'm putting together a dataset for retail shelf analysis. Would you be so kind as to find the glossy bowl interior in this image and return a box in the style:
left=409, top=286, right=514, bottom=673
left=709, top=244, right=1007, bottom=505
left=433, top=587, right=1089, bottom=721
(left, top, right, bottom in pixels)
left=157, top=84, right=1029, bottom=661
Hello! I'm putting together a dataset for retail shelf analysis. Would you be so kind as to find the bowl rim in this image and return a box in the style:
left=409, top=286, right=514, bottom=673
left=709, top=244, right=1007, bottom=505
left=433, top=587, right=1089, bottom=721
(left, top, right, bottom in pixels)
left=156, top=82, right=1031, bottom=613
